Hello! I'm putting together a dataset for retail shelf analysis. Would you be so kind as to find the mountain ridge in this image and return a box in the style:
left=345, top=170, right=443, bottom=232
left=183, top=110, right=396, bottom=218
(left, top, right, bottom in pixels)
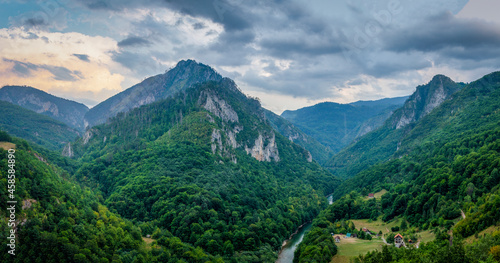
left=0, top=85, right=89, bottom=130
left=84, top=59, right=223, bottom=127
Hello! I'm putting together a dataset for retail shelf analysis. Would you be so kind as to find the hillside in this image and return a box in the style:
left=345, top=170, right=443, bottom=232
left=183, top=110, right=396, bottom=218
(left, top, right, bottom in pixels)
left=0, top=100, right=80, bottom=151
left=264, top=109, right=333, bottom=164
left=0, top=132, right=148, bottom=262
left=0, top=85, right=89, bottom=131
left=281, top=96, right=407, bottom=154
left=328, top=75, right=464, bottom=178
left=69, top=78, right=339, bottom=261
left=84, top=59, right=223, bottom=127
left=295, top=72, right=500, bottom=262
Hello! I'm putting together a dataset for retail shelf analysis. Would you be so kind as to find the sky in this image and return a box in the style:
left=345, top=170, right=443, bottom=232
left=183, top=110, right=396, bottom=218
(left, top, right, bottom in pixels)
left=1, top=0, right=500, bottom=113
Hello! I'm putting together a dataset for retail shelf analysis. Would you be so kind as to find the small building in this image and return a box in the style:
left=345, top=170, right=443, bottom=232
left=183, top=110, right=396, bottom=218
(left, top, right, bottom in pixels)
left=394, top=233, right=404, bottom=248
left=346, top=233, right=351, bottom=238
left=334, top=236, right=341, bottom=243
left=351, top=233, right=358, bottom=238
left=368, top=193, right=375, bottom=198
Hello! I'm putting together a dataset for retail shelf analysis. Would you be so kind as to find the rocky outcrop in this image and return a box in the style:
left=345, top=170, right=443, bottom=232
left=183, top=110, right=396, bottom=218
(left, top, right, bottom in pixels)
left=62, top=143, right=74, bottom=157
left=392, top=75, right=462, bottom=129
left=245, top=132, right=280, bottom=162
left=202, top=91, right=239, bottom=123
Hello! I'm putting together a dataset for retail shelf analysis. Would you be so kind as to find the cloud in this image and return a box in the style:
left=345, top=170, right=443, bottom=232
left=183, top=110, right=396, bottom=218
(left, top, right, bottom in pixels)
left=117, top=36, right=152, bottom=47
left=4, top=58, right=83, bottom=81
left=0, top=28, right=125, bottom=107
left=73, top=54, right=90, bottom=62
left=385, top=12, right=500, bottom=54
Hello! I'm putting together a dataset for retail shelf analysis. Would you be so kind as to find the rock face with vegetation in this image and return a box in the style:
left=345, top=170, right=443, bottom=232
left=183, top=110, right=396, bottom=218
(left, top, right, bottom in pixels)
left=0, top=85, right=89, bottom=131
left=84, top=59, right=223, bottom=127
left=265, top=109, right=331, bottom=164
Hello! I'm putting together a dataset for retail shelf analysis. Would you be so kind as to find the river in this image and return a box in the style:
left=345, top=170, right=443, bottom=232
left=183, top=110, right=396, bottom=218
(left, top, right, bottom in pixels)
left=276, top=194, right=334, bottom=263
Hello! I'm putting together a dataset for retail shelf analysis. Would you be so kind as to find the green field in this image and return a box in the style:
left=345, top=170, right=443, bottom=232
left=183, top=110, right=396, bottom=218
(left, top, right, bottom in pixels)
left=331, top=237, right=385, bottom=263
left=350, top=218, right=400, bottom=235
left=0, top=141, right=15, bottom=150
left=364, top=189, right=387, bottom=200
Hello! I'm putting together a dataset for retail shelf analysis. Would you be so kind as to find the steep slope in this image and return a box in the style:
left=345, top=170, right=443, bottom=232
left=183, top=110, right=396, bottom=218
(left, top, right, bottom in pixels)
left=70, top=78, right=339, bottom=261
left=0, top=85, right=89, bottom=131
left=0, top=100, right=80, bottom=151
left=264, top=109, right=333, bottom=164
left=0, top=132, right=148, bottom=262
left=281, top=96, right=407, bottom=154
left=328, top=75, right=464, bottom=178
left=84, top=59, right=222, bottom=127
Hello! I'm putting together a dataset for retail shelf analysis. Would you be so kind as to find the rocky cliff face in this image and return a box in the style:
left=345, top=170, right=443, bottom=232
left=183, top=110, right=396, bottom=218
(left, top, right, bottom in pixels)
left=200, top=87, right=280, bottom=163
left=392, top=75, right=463, bottom=129
left=84, top=59, right=223, bottom=127
left=0, top=85, right=89, bottom=131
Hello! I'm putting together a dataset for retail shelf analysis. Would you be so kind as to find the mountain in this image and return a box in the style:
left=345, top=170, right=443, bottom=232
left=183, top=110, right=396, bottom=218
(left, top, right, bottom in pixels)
left=264, top=109, right=333, bottom=164
left=0, top=131, right=148, bottom=262
left=294, top=72, right=500, bottom=263
left=0, top=85, right=89, bottom=131
left=281, top=96, right=408, bottom=154
left=0, top=100, right=80, bottom=150
left=68, top=77, right=339, bottom=261
left=84, top=59, right=223, bottom=127
left=327, top=75, right=464, bottom=178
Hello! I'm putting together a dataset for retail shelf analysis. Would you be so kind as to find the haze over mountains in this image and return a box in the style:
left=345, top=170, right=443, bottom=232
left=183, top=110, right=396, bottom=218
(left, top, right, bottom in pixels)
left=1, top=60, right=500, bottom=262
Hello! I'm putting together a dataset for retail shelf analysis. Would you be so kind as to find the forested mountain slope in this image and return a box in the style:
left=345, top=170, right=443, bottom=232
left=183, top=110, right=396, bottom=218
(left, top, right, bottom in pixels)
left=0, top=131, right=148, bottom=262
left=0, top=85, right=89, bottom=131
left=0, top=100, right=80, bottom=151
left=84, top=59, right=222, bottom=127
left=69, top=78, right=339, bottom=261
left=264, top=109, right=333, bottom=164
left=328, top=75, right=464, bottom=178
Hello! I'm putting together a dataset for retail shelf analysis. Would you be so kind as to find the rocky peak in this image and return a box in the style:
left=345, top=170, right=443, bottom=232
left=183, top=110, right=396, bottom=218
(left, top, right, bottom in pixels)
left=393, top=75, right=462, bottom=129
left=84, top=59, right=223, bottom=127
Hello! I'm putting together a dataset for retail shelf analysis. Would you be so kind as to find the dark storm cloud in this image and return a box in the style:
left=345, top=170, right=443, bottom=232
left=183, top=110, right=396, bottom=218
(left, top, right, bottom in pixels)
left=4, top=59, right=83, bottom=81
left=73, top=54, right=90, bottom=62
left=75, top=0, right=251, bottom=31
left=118, top=36, right=152, bottom=47
left=385, top=12, right=500, bottom=54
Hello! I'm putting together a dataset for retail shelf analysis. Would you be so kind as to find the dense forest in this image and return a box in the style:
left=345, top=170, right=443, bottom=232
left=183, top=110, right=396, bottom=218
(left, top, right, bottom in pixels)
left=0, top=132, right=148, bottom=262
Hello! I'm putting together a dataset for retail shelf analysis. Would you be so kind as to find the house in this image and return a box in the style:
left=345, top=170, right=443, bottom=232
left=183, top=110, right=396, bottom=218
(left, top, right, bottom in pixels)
left=346, top=233, right=351, bottom=238
left=334, top=236, right=341, bottom=243
left=368, top=193, right=375, bottom=198
left=394, top=233, right=404, bottom=248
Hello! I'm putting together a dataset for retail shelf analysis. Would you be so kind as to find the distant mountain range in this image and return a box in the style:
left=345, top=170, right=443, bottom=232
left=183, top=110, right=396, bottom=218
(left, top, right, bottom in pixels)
left=0, top=85, right=89, bottom=130
left=0, top=100, right=80, bottom=150
left=281, top=96, right=408, bottom=155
